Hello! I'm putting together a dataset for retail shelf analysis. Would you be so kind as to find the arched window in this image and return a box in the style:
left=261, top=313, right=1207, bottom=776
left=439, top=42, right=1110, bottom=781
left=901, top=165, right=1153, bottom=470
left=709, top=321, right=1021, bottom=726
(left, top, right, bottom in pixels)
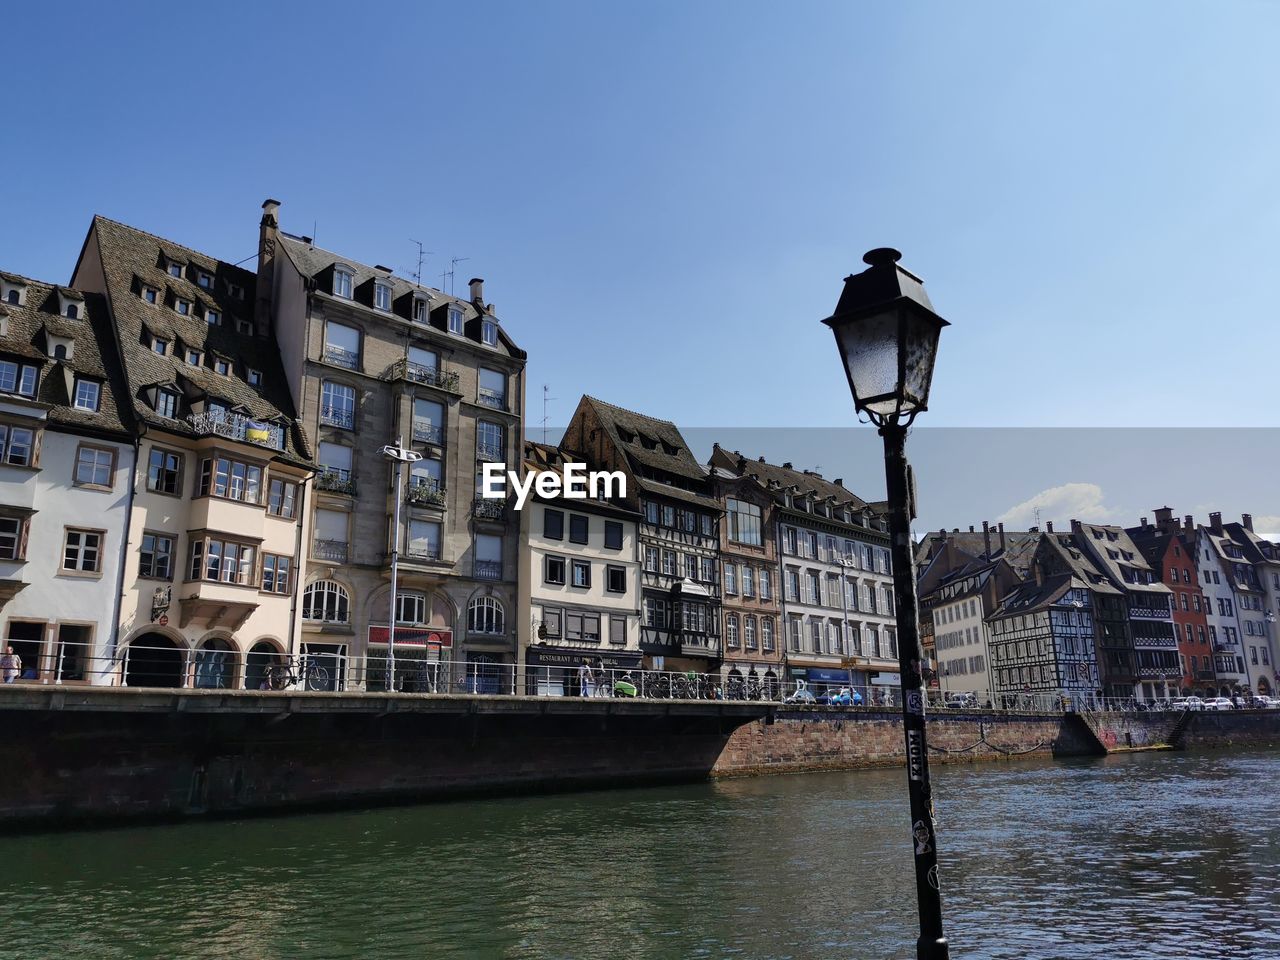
left=467, top=596, right=504, bottom=634
left=725, top=614, right=739, bottom=648
left=302, top=580, right=349, bottom=623
left=396, top=592, right=426, bottom=624
left=53, top=344, right=67, bottom=360
left=5, top=290, right=17, bottom=305
left=65, top=304, right=78, bottom=319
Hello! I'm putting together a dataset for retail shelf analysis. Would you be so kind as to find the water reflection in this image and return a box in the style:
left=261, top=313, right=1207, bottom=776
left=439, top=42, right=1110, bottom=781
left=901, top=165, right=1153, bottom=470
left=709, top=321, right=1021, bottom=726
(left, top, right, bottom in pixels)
left=0, top=750, right=1276, bottom=959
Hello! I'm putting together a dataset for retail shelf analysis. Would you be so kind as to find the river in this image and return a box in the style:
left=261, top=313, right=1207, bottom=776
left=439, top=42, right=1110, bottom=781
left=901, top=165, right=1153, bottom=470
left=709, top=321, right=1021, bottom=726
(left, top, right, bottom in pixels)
left=0, top=748, right=1276, bottom=960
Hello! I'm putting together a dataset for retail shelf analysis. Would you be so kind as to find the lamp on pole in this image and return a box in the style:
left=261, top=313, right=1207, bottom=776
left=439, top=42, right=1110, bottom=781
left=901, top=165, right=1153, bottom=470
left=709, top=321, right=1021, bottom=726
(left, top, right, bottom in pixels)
left=822, top=247, right=951, bottom=960
left=382, top=440, right=422, bottom=692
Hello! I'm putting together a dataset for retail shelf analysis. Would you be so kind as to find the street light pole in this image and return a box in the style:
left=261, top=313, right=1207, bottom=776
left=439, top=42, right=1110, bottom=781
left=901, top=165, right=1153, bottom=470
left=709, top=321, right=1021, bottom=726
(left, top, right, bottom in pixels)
left=382, top=439, right=422, bottom=693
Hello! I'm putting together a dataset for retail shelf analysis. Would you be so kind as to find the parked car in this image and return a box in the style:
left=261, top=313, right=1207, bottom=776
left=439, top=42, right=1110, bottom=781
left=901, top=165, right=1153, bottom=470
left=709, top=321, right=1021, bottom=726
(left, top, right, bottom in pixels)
left=785, top=688, right=817, bottom=705
left=1203, top=697, right=1235, bottom=711
left=944, top=692, right=978, bottom=709
left=1257, top=696, right=1280, bottom=709
left=1169, top=696, right=1205, bottom=711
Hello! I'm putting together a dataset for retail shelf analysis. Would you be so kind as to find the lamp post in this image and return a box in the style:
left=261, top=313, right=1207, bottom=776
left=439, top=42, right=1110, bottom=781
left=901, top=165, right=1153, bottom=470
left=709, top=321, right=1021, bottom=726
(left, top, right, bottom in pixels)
left=382, top=440, right=422, bottom=692
left=822, top=247, right=951, bottom=960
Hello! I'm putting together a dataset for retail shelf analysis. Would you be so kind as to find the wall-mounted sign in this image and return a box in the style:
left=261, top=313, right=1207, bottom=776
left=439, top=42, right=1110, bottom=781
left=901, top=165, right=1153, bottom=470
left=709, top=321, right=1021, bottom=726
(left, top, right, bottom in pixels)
left=368, top=626, right=452, bottom=648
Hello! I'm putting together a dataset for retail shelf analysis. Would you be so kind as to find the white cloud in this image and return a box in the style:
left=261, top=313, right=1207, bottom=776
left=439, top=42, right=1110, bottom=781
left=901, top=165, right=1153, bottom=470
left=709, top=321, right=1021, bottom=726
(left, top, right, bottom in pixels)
left=997, top=482, right=1118, bottom=529
left=1254, top=515, right=1280, bottom=539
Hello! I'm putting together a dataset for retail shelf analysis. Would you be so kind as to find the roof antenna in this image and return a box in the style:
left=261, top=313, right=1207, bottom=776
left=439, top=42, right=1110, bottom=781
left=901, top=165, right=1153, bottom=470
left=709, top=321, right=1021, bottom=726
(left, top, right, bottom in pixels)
left=541, top=384, right=558, bottom=444
left=441, top=256, right=469, bottom=296
left=409, top=240, right=433, bottom=286
left=312, top=220, right=317, bottom=247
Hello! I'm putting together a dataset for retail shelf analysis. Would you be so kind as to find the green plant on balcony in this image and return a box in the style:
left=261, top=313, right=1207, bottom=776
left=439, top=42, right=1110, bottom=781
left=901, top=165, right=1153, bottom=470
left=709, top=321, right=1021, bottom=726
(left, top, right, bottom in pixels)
left=407, top=483, right=446, bottom=507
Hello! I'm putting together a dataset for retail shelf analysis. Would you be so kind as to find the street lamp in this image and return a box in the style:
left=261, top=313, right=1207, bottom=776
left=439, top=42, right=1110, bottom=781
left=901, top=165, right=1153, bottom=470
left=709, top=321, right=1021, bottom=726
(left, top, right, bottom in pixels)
left=382, top=439, right=422, bottom=692
left=822, top=247, right=950, bottom=960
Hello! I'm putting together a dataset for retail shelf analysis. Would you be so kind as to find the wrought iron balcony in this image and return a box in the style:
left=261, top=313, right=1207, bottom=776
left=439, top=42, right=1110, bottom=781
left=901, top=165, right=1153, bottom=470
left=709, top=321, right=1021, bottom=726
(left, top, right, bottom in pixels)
left=477, top=389, right=507, bottom=411
left=405, top=543, right=441, bottom=562
left=187, top=411, right=285, bottom=450
left=473, top=496, right=505, bottom=521
left=476, top=442, right=504, bottom=462
left=406, top=482, right=446, bottom=507
left=315, top=468, right=356, bottom=495
left=323, top=345, right=360, bottom=370
left=319, top=405, right=355, bottom=429
left=474, top=559, right=503, bottom=581
left=388, top=359, right=459, bottom=392
left=413, top=419, right=444, bottom=444
left=312, top=538, right=349, bottom=562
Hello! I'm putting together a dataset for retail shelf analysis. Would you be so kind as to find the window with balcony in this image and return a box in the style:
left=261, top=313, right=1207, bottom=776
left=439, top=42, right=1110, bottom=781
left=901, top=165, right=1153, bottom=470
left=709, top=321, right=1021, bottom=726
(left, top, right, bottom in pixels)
left=476, top=420, right=504, bottom=462
left=139, top=532, right=174, bottom=579
left=408, top=458, right=444, bottom=505
left=189, top=536, right=255, bottom=585
left=467, top=596, right=505, bottom=634
left=478, top=368, right=507, bottom=410
left=198, top=456, right=263, bottom=504
left=303, top=579, right=349, bottom=622
left=312, top=509, right=349, bottom=562
left=475, top=534, right=502, bottom=580
left=320, top=381, right=356, bottom=429
left=413, top=398, right=445, bottom=444
left=406, top=346, right=440, bottom=385
left=317, top=442, right=354, bottom=494
left=0, top=359, right=38, bottom=398
left=0, top=423, right=37, bottom=467
left=408, top=519, right=442, bottom=560
left=323, top=321, right=360, bottom=369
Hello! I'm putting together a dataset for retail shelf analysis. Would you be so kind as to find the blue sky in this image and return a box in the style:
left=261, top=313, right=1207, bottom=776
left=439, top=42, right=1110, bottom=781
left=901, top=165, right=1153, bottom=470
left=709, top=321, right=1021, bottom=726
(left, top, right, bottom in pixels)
left=4, top=1, right=1277, bottom=527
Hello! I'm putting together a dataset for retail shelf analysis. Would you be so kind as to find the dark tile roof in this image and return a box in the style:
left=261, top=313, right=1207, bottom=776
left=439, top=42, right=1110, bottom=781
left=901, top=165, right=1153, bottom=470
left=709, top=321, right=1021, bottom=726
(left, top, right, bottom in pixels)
left=584, top=396, right=709, bottom=484
left=0, top=272, right=131, bottom=437
left=710, top=443, right=870, bottom=510
left=914, top=528, right=1040, bottom=574
left=1073, top=521, right=1170, bottom=595
left=1039, top=532, right=1123, bottom=595
left=989, top=573, right=1082, bottom=619
left=86, top=216, right=310, bottom=463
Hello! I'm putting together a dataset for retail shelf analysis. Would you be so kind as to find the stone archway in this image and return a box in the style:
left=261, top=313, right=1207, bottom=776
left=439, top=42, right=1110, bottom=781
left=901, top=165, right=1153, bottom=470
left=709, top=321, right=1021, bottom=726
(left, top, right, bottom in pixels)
left=124, top=633, right=185, bottom=688
left=245, top=640, right=284, bottom=691
left=193, top=636, right=239, bottom=689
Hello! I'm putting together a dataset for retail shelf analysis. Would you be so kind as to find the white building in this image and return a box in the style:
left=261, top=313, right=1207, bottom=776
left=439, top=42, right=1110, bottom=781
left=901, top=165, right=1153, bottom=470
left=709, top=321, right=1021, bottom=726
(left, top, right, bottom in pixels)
left=0, top=273, right=135, bottom=684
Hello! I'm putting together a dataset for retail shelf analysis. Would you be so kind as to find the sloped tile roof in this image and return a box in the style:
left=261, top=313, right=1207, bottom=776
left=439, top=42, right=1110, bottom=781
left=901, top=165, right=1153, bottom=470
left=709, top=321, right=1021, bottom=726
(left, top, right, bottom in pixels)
left=710, top=443, right=872, bottom=510
left=584, top=395, right=710, bottom=484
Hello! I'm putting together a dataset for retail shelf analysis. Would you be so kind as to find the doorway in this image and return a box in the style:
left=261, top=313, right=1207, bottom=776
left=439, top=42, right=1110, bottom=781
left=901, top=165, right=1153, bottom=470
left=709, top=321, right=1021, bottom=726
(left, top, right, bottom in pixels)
left=124, top=633, right=184, bottom=688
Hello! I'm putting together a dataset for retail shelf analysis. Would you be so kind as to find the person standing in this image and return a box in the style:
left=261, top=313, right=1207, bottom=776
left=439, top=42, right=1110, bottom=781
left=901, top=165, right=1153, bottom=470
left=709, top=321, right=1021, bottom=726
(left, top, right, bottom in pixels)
left=578, top=660, right=595, bottom=697
left=2, top=646, right=21, bottom=684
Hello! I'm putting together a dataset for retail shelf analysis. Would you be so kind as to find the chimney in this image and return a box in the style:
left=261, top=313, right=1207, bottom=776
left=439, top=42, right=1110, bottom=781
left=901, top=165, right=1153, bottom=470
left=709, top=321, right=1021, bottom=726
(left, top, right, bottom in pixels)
left=783, top=462, right=793, bottom=469
left=1046, top=521, right=1054, bottom=534
left=982, top=520, right=992, bottom=558
left=969, top=525, right=975, bottom=533
left=1210, top=512, right=1223, bottom=534
left=468, top=277, right=484, bottom=306
left=998, top=522, right=1007, bottom=552
left=255, top=198, right=281, bottom=333
left=1184, top=514, right=1194, bottom=532
left=1140, top=517, right=1148, bottom=528
left=834, top=478, right=843, bottom=487
left=1243, top=513, right=1254, bottom=532
left=1154, top=506, right=1176, bottom=534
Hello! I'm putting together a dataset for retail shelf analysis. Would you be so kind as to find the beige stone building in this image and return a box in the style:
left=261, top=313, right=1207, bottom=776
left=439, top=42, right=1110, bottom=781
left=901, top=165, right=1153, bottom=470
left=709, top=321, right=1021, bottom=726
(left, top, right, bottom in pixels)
left=70, top=216, right=312, bottom=689
left=256, top=201, right=526, bottom=690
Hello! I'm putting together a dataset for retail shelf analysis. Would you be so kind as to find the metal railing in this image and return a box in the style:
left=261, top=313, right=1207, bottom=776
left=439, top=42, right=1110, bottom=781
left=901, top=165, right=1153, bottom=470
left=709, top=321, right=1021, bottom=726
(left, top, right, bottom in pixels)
left=323, top=345, right=359, bottom=370
left=413, top=420, right=444, bottom=444
left=312, top=538, right=349, bottom=562
left=319, top=405, right=355, bottom=429
left=473, top=559, right=503, bottom=581
left=315, top=468, right=356, bottom=494
left=187, top=411, right=285, bottom=450
left=389, top=359, right=460, bottom=392
left=476, top=442, right=504, bottom=461
left=477, top=390, right=506, bottom=410
left=406, top=482, right=446, bottom=507
left=473, top=497, right=505, bottom=521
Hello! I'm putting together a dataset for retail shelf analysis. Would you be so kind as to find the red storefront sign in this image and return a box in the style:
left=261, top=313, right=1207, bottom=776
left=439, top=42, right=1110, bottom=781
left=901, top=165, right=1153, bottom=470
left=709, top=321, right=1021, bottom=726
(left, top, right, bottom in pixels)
left=367, top=626, right=453, bottom=648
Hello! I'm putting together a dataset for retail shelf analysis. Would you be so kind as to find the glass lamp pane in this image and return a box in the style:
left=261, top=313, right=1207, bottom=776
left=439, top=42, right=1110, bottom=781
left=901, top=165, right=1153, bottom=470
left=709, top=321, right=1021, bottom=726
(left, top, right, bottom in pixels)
left=901, top=311, right=943, bottom=411
left=834, top=309, right=901, bottom=412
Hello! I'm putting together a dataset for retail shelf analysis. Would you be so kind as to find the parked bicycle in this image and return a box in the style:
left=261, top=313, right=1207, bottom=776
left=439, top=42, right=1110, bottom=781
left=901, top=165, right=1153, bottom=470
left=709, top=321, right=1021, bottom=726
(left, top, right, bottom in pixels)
left=263, top=656, right=330, bottom=692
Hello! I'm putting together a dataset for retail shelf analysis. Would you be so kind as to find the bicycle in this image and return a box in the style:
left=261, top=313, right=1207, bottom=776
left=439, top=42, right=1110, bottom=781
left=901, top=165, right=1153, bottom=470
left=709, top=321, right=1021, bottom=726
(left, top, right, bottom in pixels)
left=263, top=656, right=330, bottom=692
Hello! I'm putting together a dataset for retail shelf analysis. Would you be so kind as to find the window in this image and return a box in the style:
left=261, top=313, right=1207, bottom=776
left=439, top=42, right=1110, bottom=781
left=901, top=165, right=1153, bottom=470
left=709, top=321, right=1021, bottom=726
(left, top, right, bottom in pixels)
left=323, top=322, right=360, bottom=369
left=375, top=282, right=392, bottom=311
left=607, top=565, right=627, bottom=593
left=644, top=546, right=658, bottom=572
left=185, top=348, right=202, bottom=366
left=407, top=519, right=442, bottom=559
left=726, top=498, right=763, bottom=545
left=644, top=501, right=658, bottom=524
left=726, top=614, right=739, bottom=648
left=155, top=389, right=179, bottom=419
left=74, top=445, right=114, bottom=487
left=0, top=359, right=38, bottom=397
left=760, top=569, right=772, bottom=601
left=572, top=559, right=591, bottom=588
left=206, top=309, right=221, bottom=326
left=139, top=533, right=174, bottom=579
left=189, top=536, right=255, bottom=585
left=468, top=596, right=505, bottom=634
left=62, top=528, right=103, bottom=574
left=565, top=611, right=601, bottom=642
left=142, top=286, right=159, bottom=304
left=413, top=298, right=429, bottom=323
left=478, top=368, right=507, bottom=409
left=701, top=556, right=715, bottom=582
left=199, top=456, right=263, bottom=504
left=175, top=299, right=192, bottom=317
left=320, top=381, right=356, bottom=429
left=214, top=358, right=230, bottom=376
left=743, top=567, right=756, bottom=598
left=0, top=516, right=29, bottom=560
left=545, top=555, right=566, bottom=585
left=725, top=563, right=737, bottom=594
left=645, top=596, right=669, bottom=629
left=662, top=550, right=676, bottom=576
left=569, top=514, right=589, bottom=544
left=261, top=554, right=292, bottom=594
left=267, top=478, right=298, bottom=519
left=543, top=509, right=564, bottom=541
left=810, top=619, right=822, bottom=653
left=477, top=420, right=504, bottom=461
left=146, top=446, right=183, bottom=494
left=479, top=319, right=498, bottom=346
left=333, top=267, right=353, bottom=299
left=246, top=367, right=261, bottom=387
left=72, top=378, right=99, bottom=412
left=448, top=307, right=463, bottom=333
left=744, top=616, right=757, bottom=650
left=662, top=505, right=676, bottom=527
left=413, top=398, right=446, bottom=444
left=317, top=442, right=353, bottom=488
left=396, top=593, right=427, bottom=624
left=0, top=424, right=36, bottom=466
left=167, top=261, right=184, bottom=278
left=303, top=580, right=349, bottom=622
left=762, top=618, right=775, bottom=651
left=609, top=614, right=626, bottom=645
left=784, top=528, right=798, bottom=554
left=604, top=521, right=623, bottom=550
left=197, top=271, right=213, bottom=289
left=685, top=554, right=698, bottom=579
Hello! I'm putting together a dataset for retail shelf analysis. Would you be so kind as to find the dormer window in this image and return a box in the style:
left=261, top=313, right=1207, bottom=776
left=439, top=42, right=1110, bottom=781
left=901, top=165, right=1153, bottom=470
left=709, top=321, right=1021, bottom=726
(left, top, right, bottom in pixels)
left=155, top=388, right=179, bottom=419
left=64, top=303, right=78, bottom=319
left=175, top=298, right=192, bottom=317
left=214, top=358, right=230, bottom=376
left=142, top=286, right=159, bottom=305
left=333, top=267, right=354, bottom=299
left=225, top=281, right=244, bottom=300
left=236, top=318, right=253, bottom=335
left=152, top=338, right=169, bottom=356
left=481, top=320, right=497, bottom=346
left=167, top=261, right=184, bottom=278
left=52, top=344, right=67, bottom=360
left=412, top=297, right=429, bottom=323
left=448, top=307, right=463, bottom=334
left=197, top=271, right=214, bottom=289
left=5, top=290, right=16, bottom=305
left=206, top=309, right=221, bottom=326
left=0, top=359, right=38, bottom=397
left=375, top=282, right=392, bottom=311
left=74, top=378, right=101, bottom=411
left=246, top=367, right=262, bottom=387
left=185, top=348, right=202, bottom=367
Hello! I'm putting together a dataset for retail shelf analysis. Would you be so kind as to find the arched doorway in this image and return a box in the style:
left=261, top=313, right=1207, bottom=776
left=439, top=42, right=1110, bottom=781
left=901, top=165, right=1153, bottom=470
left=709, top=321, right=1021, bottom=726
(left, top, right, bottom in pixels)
left=193, top=637, right=238, bottom=689
left=763, top=670, right=779, bottom=701
left=1257, top=677, right=1272, bottom=697
left=124, top=633, right=184, bottom=688
left=245, top=641, right=283, bottom=691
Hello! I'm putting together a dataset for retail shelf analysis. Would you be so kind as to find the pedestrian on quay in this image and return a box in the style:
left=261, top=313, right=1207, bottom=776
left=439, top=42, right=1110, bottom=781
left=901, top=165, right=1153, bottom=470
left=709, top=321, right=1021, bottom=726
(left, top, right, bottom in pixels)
left=2, top=646, right=20, bottom=684
left=578, top=660, right=595, bottom=698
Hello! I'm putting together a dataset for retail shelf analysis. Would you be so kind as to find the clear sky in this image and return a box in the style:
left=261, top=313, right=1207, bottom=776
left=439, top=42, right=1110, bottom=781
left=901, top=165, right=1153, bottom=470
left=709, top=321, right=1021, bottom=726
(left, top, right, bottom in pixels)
left=4, top=2, right=1277, bottom=526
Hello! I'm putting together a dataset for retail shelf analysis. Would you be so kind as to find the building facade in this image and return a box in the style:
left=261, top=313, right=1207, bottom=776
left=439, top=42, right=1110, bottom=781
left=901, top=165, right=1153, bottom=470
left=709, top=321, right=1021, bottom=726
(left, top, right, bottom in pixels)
left=0, top=273, right=134, bottom=684
left=258, top=201, right=526, bottom=690
left=519, top=441, right=643, bottom=694
left=925, top=558, right=1020, bottom=701
left=1225, top=515, right=1280, bottom=696
left=71, top=216, right=311, bottom=690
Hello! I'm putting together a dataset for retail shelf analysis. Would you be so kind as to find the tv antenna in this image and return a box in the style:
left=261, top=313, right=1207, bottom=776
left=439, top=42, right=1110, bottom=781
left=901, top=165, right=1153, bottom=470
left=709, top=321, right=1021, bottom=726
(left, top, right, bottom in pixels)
left=409, top=240, right=433, bottom=286
left=541, top=384, right=558, bottom=444
left=440, top=256, right=469, bottom=296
